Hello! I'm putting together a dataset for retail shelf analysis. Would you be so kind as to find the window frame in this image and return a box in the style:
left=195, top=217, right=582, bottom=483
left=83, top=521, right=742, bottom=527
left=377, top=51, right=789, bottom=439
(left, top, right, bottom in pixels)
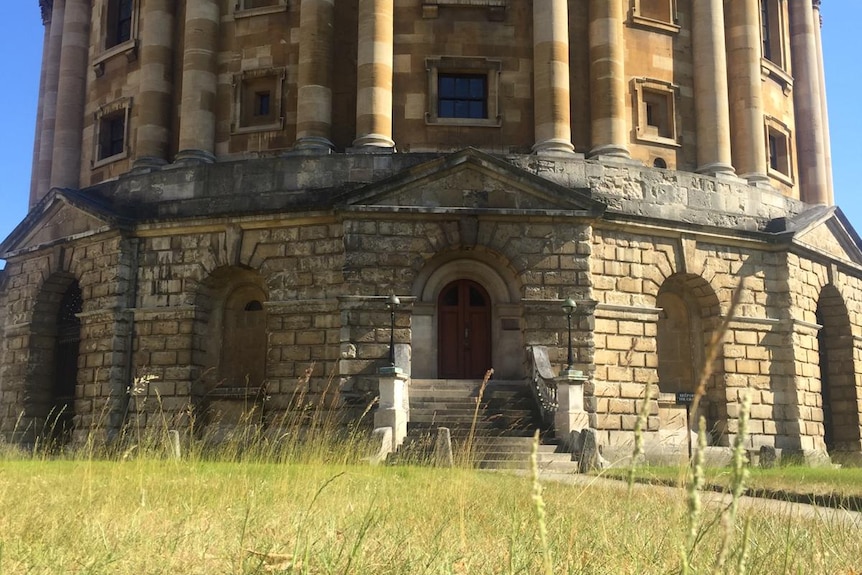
left=93, top=0, right=139, bottom=76
left=422, top=0, right=506, bottom=21
left=764, top=116, right=794, bottom=185
left=231, top=68, right=286, bottom=134
left=92, top=97, right=132, bottom=168
left=234, top=0, right=288, bottom=18
left=425, top=57, right=502, bottom=128
left=632, top=78, right=680, bottom=148
left=759, top=0, right=793, bottom=92
left=630, top=0, right=680, bottom=34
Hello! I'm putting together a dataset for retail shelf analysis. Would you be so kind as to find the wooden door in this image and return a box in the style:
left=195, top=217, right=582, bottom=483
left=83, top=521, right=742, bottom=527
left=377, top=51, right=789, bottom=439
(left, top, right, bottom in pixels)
left=438, top=280, right=491, bottom=379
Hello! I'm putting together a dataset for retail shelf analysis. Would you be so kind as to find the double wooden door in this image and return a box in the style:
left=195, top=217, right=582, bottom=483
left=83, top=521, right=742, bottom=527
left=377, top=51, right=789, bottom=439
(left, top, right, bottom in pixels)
left=437, top=280, right=491, bottom=379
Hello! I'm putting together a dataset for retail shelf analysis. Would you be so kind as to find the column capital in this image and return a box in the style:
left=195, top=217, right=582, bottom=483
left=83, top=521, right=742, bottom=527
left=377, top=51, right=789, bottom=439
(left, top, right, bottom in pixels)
left=40, top=0, right=53, bottom=25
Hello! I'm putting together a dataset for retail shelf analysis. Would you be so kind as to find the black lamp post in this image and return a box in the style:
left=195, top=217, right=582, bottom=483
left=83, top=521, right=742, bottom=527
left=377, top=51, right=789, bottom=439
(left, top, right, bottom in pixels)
left=562, top=297, right=576, bottom=371
left=386, top=294, right=400, bottom=366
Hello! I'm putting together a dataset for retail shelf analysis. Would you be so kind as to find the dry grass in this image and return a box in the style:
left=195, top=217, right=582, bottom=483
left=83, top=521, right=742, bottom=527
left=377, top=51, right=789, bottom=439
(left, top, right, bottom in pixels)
left=0, top=454, right=859, bottom=574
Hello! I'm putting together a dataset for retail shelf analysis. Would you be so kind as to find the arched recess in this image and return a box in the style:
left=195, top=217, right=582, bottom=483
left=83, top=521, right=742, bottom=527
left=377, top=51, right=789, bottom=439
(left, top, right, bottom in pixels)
left=655, top=274, right=726, bottom=445
left=194, top=266, right=269, bottom=393
left=816, top=284, right=861, bottom=456
left=411, top=250, right=523, bottom=380
left=26, top=273, right=83, bottom=444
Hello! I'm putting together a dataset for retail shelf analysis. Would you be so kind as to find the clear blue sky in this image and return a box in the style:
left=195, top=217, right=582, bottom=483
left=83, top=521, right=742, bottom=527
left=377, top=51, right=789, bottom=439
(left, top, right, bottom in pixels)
left=0, top=4, right=860, bottom=259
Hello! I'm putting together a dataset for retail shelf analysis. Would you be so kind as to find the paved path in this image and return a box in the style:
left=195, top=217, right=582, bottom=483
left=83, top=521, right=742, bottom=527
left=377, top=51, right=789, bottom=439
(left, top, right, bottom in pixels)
left=534, top=470, right=862, bottom=528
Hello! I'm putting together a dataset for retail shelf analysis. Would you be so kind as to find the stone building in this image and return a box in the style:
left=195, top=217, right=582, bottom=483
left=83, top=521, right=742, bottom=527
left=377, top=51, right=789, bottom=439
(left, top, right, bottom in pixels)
left=1, top=0, right=859, bottom=464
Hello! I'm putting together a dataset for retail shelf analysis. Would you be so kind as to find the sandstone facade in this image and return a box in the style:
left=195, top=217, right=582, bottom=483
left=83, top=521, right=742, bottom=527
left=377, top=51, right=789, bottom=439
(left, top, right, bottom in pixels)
left=2, top=0, right=859, bottom=463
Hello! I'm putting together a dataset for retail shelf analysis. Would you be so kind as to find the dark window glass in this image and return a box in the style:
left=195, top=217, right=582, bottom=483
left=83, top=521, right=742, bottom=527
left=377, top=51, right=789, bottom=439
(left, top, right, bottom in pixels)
left=469, top=286, right=486, bottom=307
left=255, top=92, right=271, bottom=117
left=99, top=113, right=125, bottom=160
left=438, top=74, right=487, bottom=119
left=441, top=285, right=459, bottom=306
left=106, top=0, right=133, bottom=48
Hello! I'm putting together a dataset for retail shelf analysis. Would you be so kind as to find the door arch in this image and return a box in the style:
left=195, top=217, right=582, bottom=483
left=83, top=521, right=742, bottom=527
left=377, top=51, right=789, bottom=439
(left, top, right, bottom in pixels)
left=437, top=279, right=492, bottom=379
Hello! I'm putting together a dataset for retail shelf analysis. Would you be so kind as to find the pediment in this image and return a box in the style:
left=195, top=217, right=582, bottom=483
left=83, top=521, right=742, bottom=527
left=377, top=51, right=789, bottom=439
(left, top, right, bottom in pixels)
left=777, top=206, right=862, bottom=266
left=340, top=148, right=605, bottom=216
left=0, top=189, right=127, bottom=257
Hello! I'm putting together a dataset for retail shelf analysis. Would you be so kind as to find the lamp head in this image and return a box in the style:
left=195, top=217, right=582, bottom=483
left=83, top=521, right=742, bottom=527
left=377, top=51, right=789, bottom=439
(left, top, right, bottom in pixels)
left=562, top=297, right=577, bottom=315
left=386, top=294, right=401, bottom=310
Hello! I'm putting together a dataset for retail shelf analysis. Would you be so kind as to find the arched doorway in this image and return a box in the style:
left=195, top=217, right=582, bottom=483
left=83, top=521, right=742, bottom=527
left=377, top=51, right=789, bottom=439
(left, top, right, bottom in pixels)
left=220, top=285, right=268, bottom=389
left=816, top=285, right=860, bottom=456
left=655, top=274, right=725, bottom=445
left=437, top=279, right=492, bottom=379
left=51, top=281, right=82, bottom=442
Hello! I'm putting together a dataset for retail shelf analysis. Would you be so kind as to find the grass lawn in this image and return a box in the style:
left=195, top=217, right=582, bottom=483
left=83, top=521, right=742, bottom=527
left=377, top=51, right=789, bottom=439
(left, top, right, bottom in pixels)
left=0, top=456, right=859, bottom=574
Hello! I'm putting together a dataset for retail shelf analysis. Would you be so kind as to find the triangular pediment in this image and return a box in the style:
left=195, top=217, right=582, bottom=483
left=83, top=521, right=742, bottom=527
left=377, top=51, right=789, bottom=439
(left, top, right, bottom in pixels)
left=340, top=148, right=605, bottom=215
left=772, top=206, right=862, bottom=265
left=0, top=188, right=128, bottom=257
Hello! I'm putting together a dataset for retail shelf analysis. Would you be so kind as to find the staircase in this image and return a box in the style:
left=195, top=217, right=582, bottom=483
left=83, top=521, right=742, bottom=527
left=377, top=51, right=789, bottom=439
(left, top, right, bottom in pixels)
left=390, top=379, right=576, bottom=470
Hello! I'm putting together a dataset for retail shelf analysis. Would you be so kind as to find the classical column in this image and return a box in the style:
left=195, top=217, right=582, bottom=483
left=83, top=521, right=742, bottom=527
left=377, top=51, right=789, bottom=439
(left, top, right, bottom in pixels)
left=49, top=0, right=90, bottom=190
left=30, top=1, right=53, bottom=206
left=294, top=0, right=335, bottom=152
left=353, top=0, right=395, bottom=149
left=790, top=0, right=828, bottom=204
left=134, top=0, right=175, bottom=169
left=812, top=0, right=833, bottom=204
left=532, top=0, right=574, bottom=155
left=726, top=0, right=768, bottom=184
left=36, top=0, right=64, bottom=202
left=691, top=0, right=734, bottom=176
left=588, top=0, right=628, bottom=158
left=176, top=0, right=219, bottom=164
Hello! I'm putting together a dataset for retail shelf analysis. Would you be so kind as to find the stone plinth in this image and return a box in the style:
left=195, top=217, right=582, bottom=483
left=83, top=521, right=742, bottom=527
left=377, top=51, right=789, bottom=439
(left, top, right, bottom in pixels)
left=554, top=369, right=589, bottom=439
left=373, top=367, right=409, bottom=452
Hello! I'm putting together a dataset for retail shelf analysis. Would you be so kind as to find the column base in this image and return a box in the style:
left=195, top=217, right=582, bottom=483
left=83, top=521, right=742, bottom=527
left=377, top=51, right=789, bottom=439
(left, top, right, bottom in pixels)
left=174, top=149, right=216, bottom=165
left=587, top=144, right=631, bottom=159
left=131, top=156, right=169, bottom=173
left=291, top=136, right=335, bottom=155
left=739, top=171, right=772, bottom=188
left=532, top=138, right=577, bottom=156
left=351, top=133, right=396, bottom=151
left=695, top=162, right=736, bottom=178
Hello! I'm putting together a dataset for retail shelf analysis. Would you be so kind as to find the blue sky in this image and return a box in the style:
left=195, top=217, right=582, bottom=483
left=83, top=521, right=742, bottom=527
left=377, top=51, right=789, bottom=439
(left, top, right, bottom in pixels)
left=0, top=4, right=860, bottom=258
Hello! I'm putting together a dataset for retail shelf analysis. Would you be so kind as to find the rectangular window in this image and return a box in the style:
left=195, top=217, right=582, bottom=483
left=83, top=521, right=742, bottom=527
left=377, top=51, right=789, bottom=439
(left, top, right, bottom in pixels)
left=106, top=0, right=133, bottom=49
left=232, top=68, right=285, bottom=133
left=438, top=74, right=487, bottom=120
left=631, top=0, right=679, bottom=33
left=425, top=57, right=502, bottom=127
left=93, top=98, right=131, bottom=167
left=633, top=78, right=679, bottom=146
left=760, top=0, right=787, bottom=70
left=765, top=117, right=793, bottom=184
left=100, top=115, right=125, bottom=160
left=234, top=0, right=287, bottom=17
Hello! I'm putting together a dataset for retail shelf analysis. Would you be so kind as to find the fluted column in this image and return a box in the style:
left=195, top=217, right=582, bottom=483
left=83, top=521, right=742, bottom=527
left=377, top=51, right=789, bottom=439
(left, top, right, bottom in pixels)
left=812, top=0, right=833, bottom=204
left=50, top=0, right=90, bottom=190
left=134, top=0, right=175, bottom=169
left=353, top=0, right=395, bottom=149
left=30, top=1, right=53, bottom=205
left=176, top=0, right=219, bottom=164
left=726, top=0, right=768, bottom=183
left=691, top=0, right=734, bottom=176
left=532, top=0, right=574, bottom=155
left=588, top=0, right=628, bottom=158
left=295, top=0, right=335, bottom=152
left=790, top=0, right=828, bottom=204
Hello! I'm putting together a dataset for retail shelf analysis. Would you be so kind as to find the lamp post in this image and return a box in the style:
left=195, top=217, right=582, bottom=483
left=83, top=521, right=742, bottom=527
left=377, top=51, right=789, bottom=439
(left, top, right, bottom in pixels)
left=561, top=297, right=576, bottom=372
left=386, top=294, right=400, bottom=366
